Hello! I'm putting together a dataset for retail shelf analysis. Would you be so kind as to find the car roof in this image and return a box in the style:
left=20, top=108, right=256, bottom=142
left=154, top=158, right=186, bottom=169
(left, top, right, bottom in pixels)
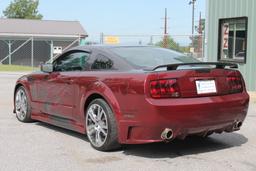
left=69, top=45, right=152, bottom=52
left=63, top=45, right=147, bottom=71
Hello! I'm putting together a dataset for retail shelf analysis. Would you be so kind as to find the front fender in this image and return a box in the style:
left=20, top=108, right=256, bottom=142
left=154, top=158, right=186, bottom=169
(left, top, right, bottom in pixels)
left=13, top=75, right=33, bottom=113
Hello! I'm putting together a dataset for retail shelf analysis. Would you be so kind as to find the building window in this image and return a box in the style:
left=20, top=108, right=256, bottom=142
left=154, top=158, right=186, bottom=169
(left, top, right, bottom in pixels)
left=218, top=17, right=248, bottom=63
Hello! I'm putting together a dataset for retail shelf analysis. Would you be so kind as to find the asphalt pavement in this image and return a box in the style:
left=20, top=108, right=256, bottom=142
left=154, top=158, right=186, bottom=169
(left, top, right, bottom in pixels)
left=0, top=72, right=256, bottom=171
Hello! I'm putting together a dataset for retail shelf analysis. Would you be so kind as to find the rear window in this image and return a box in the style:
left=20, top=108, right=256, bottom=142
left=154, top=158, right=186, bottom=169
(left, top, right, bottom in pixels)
left=109, top=47, right=199, bottom=68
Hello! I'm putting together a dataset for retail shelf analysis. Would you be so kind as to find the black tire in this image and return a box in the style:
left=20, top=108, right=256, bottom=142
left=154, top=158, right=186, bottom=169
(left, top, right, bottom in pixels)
left=14, top=86, right=32, bottom=123
left=85, top=98, right=121, bottom=151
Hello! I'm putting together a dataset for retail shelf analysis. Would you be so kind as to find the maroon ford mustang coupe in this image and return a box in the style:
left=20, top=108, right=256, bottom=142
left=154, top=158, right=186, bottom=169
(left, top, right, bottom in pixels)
left=14, top=46, right=249, bottom=151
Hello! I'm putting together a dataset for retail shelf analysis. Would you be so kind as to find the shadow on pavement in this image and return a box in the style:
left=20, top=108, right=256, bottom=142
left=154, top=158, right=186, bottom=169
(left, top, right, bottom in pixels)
left=34, top=121, right=247, bottom=158
left=35, top=121, right=89, bottom=142
left=122, top=133, right=248, bottom=158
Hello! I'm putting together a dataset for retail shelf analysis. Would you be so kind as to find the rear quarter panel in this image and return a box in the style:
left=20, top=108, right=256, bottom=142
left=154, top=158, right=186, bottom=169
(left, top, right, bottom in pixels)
left=75, top=71, right=149, bottom=132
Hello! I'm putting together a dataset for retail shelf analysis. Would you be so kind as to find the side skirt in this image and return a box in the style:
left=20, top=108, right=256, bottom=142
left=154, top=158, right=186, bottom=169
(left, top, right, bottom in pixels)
left=31, top=112, right=85, bottom=134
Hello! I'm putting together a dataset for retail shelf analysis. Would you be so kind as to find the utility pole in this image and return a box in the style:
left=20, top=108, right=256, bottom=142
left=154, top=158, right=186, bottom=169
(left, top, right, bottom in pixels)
left=198, top=12, right=202, bottom=55
left=189, top=0, right=196, bottom=48
left=163, top=8, right=168, bottom=48
left=100, top=32, right=104, bottom=44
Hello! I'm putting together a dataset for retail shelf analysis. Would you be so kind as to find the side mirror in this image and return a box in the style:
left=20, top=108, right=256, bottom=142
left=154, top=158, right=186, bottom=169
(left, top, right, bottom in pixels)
left=40, top=63, right=53, bottom=73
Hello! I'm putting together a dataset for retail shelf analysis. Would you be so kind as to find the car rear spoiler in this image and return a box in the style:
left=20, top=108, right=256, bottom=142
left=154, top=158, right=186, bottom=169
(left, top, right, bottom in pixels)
left=147, top=62, right=238, bottom=71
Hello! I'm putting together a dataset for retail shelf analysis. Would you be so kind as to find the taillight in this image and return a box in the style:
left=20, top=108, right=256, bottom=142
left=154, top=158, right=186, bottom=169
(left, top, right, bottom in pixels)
left=150, top=79, right=180, bottom=98
left=226, top=76, right=243, bottom=93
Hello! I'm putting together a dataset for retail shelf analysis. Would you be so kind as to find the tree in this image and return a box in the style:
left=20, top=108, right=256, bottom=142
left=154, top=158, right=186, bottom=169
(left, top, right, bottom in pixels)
left=195, top=19, right=205, bottom=34
left=192, top=18, right=205, bottom=52
left=156, top=36, right=189, bottom=53
left=3, top=0, right=43, bottom=19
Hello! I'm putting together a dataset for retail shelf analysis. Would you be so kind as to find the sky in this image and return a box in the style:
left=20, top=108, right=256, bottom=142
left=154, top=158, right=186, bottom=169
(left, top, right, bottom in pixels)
left=0, top=0, right=205, bottom=43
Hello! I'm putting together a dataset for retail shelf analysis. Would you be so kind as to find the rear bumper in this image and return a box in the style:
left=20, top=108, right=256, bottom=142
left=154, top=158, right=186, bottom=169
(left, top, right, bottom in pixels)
left=118, top=92, right=249, bottom=144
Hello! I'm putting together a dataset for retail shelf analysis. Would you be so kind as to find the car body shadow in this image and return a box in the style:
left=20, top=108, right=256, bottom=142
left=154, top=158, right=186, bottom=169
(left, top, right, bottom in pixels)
left=35, top=121, right=89, bottom=142
left=122, top=133, right=248, bottom=158
left=34, top=121, right=247, bottom=157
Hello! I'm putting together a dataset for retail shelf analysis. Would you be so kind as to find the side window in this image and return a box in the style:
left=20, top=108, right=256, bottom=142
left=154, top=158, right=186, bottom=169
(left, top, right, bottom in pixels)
left=91, top=54, right=114, bottom=70
left=54, top=52, right=90, bottom=72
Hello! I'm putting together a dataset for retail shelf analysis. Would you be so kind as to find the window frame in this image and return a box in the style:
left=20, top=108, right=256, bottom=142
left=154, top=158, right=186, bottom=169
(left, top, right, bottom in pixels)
left=53, top=50, right=91, bottom=72
left=217, top=16, right=248, bottom=64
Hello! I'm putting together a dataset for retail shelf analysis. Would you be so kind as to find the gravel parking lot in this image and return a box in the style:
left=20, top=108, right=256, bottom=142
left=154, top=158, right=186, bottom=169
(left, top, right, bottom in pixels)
left=0, top=72, right=256, bottom=171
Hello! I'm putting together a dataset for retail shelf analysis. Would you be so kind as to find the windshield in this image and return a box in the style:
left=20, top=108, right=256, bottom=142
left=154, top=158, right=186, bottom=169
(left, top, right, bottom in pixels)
left=109, top=47, right=199, bottom=68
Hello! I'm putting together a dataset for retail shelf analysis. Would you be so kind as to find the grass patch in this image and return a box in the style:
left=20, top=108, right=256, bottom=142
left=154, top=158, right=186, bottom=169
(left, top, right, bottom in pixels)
left=0, top=64, right=38, bottom=72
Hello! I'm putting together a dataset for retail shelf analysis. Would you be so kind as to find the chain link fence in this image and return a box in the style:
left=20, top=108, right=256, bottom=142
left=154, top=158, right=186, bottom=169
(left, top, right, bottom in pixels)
left=0, top=38, right=80, bottom=68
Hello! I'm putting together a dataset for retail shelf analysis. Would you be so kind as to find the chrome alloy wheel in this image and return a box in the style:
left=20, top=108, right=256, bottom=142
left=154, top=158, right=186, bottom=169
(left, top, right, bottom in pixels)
left=15, top=88, right=28, bottom=121
left=86, top=104, right=108, bottom=147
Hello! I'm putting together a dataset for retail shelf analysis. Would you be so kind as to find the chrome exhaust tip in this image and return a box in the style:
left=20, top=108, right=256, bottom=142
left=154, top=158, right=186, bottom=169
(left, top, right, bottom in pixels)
left=236, top=121, right=243, bottom=129
left=233, top=121, right=243, bottom=130
left=161, top=128, right=173, bottom=141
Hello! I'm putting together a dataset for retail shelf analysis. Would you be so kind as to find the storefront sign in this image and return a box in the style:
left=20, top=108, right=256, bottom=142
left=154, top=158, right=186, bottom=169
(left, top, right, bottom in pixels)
left=222, top=23, right=229, bottom=50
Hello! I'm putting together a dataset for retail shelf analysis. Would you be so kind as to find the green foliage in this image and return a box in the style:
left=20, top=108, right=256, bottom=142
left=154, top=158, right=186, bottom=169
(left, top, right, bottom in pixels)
left=3, top=0, right=43, bottom=19
left=195, top=19, right=205, bottom=34
left=0, top=64, right=38, bottom=71
left=191, top=35, right=203, bottom=50
left=156, top=36, right=190, bottom=53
